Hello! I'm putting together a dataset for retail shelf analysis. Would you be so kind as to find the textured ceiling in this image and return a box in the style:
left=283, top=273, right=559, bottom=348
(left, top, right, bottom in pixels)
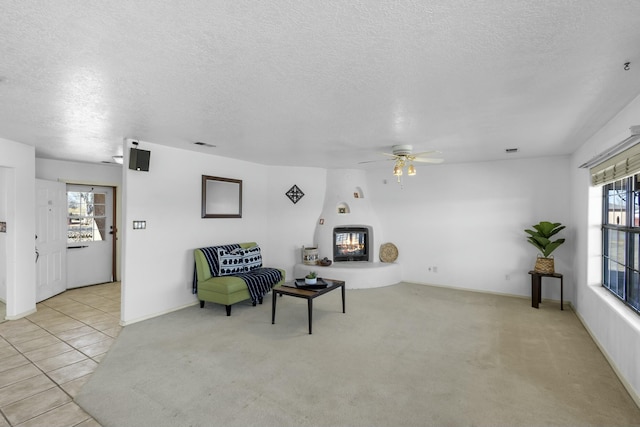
left=1, top=0, right=640, bottom=169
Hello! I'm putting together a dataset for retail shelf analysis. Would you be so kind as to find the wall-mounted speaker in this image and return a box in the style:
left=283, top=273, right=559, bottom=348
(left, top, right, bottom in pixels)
left=129, top=148, right=151, bottom=171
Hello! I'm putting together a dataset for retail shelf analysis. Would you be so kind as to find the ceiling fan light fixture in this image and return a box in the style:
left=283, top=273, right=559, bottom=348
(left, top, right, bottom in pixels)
left=366, top=145, right=443, bottom=183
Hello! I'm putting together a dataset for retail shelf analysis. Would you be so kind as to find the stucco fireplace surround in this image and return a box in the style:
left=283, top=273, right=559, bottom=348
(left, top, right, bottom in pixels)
left=293, top=169, right=401, bottom=289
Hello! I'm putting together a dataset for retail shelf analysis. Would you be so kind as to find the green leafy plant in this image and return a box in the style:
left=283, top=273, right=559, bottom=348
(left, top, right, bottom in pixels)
left=524, top=221, right=566, bottom=258
left=305, top=271, right=317, bottom=279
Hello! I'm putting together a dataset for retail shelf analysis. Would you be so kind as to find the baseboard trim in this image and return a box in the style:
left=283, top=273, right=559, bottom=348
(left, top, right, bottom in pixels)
left=120, top=301, right=200, bottom=326
left=5, top=307, right=37, bottom=320
left=407, top=280, right=571, bottom=308
left=573, top=308, right=640, bottom=409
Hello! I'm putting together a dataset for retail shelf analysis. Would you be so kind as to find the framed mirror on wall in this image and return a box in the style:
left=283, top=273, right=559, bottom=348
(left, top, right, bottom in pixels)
left=201, top=175, right=243, bottom=218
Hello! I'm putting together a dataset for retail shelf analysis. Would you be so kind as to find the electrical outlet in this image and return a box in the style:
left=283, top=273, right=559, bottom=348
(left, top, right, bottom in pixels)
left=432, top=266, right=438, bottom=273
left=505, top=274, right=510, bottom=280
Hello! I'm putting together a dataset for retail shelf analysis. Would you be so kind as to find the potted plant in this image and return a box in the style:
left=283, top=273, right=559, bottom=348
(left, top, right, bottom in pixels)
left=524, top=221, right=566, bottom=274
left=305, top=271, right=318, bottom=285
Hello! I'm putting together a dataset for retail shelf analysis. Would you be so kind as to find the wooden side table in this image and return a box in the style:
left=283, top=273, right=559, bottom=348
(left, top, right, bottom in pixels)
left=528, top=271, right=563, bottom=310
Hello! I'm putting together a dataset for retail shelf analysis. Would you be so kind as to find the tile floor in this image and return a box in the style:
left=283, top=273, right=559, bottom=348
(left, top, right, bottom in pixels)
left=0, top=282, right=121, bottom=427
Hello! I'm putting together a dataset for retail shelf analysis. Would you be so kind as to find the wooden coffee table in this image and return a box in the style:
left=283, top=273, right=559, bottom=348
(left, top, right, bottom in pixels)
left=272, top=278, right=345, bottom=334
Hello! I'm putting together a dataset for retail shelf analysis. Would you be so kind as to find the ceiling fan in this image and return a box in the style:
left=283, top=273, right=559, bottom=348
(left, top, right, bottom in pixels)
left=359, top=144, right=444, bottom=182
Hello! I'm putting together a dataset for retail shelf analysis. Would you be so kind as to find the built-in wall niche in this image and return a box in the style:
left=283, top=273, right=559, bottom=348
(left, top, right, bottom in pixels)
left=353, top=187, right=364, bottom=199
left=336, top=202, right=350, bottom=214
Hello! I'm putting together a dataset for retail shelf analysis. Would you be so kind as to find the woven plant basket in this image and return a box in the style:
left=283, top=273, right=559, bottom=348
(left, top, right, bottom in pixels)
left=534, top=255, right=555, bottom=274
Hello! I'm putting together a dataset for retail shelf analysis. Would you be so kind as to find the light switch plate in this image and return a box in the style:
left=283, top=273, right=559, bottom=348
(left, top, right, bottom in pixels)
left=133, top=220, right=146, bottom=230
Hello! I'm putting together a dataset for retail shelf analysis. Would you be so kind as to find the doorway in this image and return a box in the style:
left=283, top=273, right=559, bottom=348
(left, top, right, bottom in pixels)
left=66, top=184, right=116, bottom=288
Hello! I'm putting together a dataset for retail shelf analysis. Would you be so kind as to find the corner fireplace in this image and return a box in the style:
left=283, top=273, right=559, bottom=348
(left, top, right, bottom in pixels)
left=333, top=226, right=370, bottom=262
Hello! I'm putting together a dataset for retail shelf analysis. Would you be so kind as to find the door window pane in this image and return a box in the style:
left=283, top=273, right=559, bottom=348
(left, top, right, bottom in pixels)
left=67, top=191, right=107, bottom=243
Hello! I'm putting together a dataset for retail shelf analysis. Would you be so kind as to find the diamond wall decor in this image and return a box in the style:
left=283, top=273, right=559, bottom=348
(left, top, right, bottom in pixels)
left=286, top=185, right=305, bottom=204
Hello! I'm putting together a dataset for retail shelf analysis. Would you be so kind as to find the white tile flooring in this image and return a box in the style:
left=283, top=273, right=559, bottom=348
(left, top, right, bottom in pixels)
left=0, top=282, right=121, bottom=427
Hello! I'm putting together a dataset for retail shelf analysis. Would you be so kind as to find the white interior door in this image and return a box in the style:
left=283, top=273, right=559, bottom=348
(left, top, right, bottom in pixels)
left=35, top=179, right=67, bottom=302
left=66, top=185, right=114, bottom=288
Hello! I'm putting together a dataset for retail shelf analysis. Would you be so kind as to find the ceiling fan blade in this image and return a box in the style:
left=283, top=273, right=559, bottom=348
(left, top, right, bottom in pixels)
left=380, top=152, right=398, bottom=158
left=412, top=157, right=444, bottom=164
left=359, top=147, right=442, bottom=165
left=358, top=158, right=395, bottom=164
left=411, top=150, right=441, bottom=157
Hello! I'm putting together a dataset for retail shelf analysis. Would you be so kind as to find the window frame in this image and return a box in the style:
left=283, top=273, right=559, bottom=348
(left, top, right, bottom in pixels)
left=67, top=190, right=108, bottom=244
left=602, top=175, right=640, bottom=314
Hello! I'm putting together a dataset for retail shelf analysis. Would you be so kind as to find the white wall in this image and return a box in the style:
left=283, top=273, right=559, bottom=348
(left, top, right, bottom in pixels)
left=266, top=166, right=327, bottom=276
left=570, top=93, right=640, bottom=404
left=367, top=156, right=572, bottom=300
left=36, top=158, right=123, bottom=280
left=36, top=158, right=122, bottom=185
left=0, top=167, right=7, bottom=304
left=123, top=151, right=574, bottom=317
left=0, top=138, right=36, bottom=319
left=121, top=141, right=323, bottom=324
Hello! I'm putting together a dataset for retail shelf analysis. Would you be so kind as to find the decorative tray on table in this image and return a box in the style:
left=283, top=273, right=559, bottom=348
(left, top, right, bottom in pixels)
left=294, top=278, right=329, bottom=290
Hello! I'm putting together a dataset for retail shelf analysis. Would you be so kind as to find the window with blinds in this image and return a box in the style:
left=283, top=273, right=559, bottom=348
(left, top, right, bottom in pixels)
left=591, top=142, right=640, bottom=186
left=587, top=126, right=640, bottom=315
left=602, top=175, right=640, bottom=314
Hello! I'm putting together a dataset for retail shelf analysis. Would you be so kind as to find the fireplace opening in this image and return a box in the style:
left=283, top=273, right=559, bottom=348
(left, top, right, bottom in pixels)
left=333, top=226, right=369, bottom=262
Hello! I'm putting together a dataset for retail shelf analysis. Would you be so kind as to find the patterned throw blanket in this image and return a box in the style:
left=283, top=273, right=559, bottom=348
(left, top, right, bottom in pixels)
left=192, top=244, right=240, bottom=294
left=193, top=245, right=282, bottom=304
left=200, top=244, right=240, bottom=277
left=234, top=268, right=282, bottom=304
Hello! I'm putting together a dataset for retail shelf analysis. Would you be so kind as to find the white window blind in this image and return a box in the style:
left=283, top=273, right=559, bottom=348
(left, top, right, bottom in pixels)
left=590, top=142, right=640, bottom=185
left=584, top=126, right=640, bottom=186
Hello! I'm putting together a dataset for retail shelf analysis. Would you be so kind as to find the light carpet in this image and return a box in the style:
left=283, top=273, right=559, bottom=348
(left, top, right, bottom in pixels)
left=75, top=282, right=640, bottom=427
